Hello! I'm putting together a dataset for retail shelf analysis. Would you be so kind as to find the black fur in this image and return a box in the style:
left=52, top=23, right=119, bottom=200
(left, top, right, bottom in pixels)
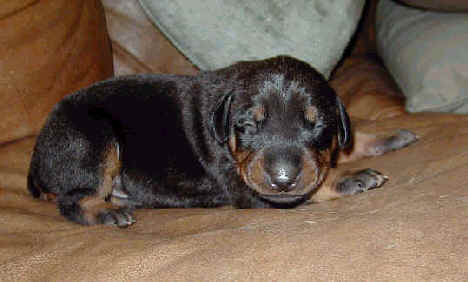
left=28, top=56, right=351, bottom=225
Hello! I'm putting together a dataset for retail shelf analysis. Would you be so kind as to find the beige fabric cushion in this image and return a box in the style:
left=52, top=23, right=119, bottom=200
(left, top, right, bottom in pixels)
left=0, top=0, right=114, bottom=143
left=101, top=0, right=198, bottom=76
left=0, top=113, right=467, bottom=281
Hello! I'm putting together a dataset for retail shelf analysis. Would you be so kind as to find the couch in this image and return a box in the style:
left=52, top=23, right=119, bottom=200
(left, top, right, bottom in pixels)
left=0, top=0, right=466, bottom=280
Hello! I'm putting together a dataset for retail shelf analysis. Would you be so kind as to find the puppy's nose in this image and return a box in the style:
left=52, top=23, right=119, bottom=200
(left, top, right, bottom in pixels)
left=264, top=149, right=302, bottom=192
left=269, top=166, right=300, bottom=192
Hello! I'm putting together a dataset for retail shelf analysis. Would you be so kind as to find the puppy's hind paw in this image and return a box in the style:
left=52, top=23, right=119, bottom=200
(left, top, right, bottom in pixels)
left=336, top=169, right=388, bottom=196
left=368, top=129, right=418, bottom=156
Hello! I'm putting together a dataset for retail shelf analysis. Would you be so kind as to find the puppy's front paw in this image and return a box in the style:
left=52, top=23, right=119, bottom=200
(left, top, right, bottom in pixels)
left=97, top=208, right=136, bottom=228
left=336, top=169, right=388, bottom=195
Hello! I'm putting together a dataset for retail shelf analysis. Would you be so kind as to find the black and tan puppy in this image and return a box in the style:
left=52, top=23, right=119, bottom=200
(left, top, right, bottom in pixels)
left=28, top=56, right=417, bottom=227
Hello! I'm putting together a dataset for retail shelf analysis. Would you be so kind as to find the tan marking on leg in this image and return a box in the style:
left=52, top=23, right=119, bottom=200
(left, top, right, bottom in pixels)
left=337, top=129, right=417, bottom=164
left=110, top=196, right=130, bottom=207
left=336, top=131, right=376, bottom=163
left=79, top=143, right=122, bottom=225
left=310, top=170, right=347, bottom=202
left=311, top=168, right=388, bottom=202
left=40, top=192, right=57, bottom=202
left=79, top=197, right=116, bottom=225
left=98, top=143, right=121, bottom=198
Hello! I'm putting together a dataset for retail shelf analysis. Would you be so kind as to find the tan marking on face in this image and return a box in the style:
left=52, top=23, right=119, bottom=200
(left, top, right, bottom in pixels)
left=229, top=132, right=254, bottom=175
left=228, top=133, right=237, bottom=157
left=239, top=152, right=265, bottom=192
left=253, top=106, right=266, bottom=122
left=301, top=152, right=318, bottom=190
left=305, top=106, right=318, bottom=123
left=301, top=147, right=331, bottom=194
left=227, top=130, right=261, bottom=189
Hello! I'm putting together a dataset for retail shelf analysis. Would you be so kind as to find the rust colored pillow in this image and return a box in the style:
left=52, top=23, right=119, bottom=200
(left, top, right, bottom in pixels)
left=0, top=0, right=114, bottom=143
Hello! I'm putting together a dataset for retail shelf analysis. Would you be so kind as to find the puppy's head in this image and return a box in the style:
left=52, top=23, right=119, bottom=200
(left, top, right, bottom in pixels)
left=210, top=56, right=351, bottom=206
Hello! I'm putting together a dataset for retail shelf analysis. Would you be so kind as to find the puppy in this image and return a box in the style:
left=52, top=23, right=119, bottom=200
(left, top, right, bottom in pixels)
left=28, top=56, right=417, bottom=227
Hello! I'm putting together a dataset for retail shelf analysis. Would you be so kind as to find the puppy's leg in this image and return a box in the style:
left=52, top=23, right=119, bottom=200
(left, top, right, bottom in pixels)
left=311, top=130, right=416, bottom=201
left=310, top=130, right=414, bottom=201
left=58, top=144, right=135, bottom=228
left=59, top=189, right=134, bottom=227
left=338, top=129, right=418, bottom=164
left=310, top=168, right=388, bottom=202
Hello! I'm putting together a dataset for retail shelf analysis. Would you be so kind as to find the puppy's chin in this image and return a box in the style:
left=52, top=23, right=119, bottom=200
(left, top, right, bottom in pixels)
left=258, top=193, right=307, bottom=207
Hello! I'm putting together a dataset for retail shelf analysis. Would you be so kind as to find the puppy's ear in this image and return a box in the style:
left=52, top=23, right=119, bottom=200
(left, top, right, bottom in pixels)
left=336, top=96, right=352, bottom=149
left=209, top=90, right=235, bottom=143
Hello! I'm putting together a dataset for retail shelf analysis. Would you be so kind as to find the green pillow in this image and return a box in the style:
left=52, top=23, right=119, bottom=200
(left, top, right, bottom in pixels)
left=377, top=0, right=468, bottom=113
left=139, top=0, right=365, bottom=79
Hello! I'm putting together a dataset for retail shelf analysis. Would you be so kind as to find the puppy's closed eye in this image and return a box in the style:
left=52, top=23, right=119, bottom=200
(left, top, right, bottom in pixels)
left=235, top=107, right=264, bottom=134
left=235, top=118, right=258, bottom=134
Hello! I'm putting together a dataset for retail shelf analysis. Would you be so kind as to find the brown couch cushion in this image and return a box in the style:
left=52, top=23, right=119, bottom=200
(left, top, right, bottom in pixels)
left=0, top=0, right=114, bottom=143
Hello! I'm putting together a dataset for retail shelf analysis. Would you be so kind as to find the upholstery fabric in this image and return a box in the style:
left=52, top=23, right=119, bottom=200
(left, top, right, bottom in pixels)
left=102, top=0, right=198, bottom=76
left=0, top=0, right=114, bottom=143
left=0, top=1, right=466, bottom=280
left=1, top=114, right=467, bottom=281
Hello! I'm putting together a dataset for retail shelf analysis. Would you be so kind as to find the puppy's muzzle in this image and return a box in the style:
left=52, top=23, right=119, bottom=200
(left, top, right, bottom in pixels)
left=237, top=144, right=325, bottom=205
